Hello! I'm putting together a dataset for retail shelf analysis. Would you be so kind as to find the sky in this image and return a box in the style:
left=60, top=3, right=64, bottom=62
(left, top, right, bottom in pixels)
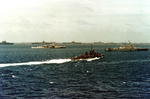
left=0, top=0, right=150, bottom=43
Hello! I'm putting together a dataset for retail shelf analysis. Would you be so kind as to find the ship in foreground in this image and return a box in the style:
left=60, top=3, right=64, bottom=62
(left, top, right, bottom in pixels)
left=0, top=41, right=14, bottom=45
left=105, top=42, right=148, bottom=52
left=31, top=44, right=66, bottom=49
left=71, top=45, right=104, bottom=61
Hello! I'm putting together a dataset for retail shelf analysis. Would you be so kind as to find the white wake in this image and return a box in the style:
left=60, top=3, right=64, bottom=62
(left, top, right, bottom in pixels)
left=0, top=57, right=101, bottom=68
left=0, top=59, right=71, bottom=68
left=83, top=57, right=100, bottom=61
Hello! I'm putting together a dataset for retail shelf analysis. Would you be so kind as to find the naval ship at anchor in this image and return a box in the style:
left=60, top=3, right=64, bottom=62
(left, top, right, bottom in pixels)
left=0, top=41, right=14, bottom=45
left=105, top=42, right=148, bottom=52
left=31, top=44, right=66, bottom=49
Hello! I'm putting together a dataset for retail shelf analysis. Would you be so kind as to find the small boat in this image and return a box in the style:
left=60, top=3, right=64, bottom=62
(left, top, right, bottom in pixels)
left=0, top=41, right=14, bottom=45
left=31, top=44, right=66, bottom=49
left=105, top=42, right=148, bottom=52
left=71, top=45, right=104, bottom=61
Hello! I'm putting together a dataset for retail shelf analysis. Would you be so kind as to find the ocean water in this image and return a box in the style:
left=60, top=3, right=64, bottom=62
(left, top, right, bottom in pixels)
left=0, top=44, right=150, bottom=99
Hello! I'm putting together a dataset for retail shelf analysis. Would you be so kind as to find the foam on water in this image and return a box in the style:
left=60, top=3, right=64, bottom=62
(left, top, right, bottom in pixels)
left=0, top=58, right=102, bottom=67
left=0, top=58, right=149, bottom=68
left=0, top=59, right=71, bottom=68
left=0, top=58, right=100, bottom=68
left=87, top=57, right=100, bottom=61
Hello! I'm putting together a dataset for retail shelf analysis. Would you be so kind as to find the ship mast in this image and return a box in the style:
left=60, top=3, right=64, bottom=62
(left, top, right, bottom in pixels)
left=91, top=44, right=93, bottom=51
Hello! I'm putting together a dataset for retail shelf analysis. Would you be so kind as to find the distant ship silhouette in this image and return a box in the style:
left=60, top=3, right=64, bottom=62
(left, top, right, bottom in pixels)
left=0, top=41, right=14, bottom=45
left=105, top=41, right=148, bottom=52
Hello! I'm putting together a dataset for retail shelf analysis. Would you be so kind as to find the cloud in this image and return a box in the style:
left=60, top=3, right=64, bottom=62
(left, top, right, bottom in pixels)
left=0, top=0, right=150, bottom=43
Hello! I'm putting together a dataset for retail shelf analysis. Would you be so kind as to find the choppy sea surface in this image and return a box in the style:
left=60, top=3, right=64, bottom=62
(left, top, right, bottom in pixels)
left=0, top=44, right=150, bottom=99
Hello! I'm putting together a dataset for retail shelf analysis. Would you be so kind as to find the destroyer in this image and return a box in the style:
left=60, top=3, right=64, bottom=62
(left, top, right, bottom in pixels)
left=0, top=41, right=14, bottom=45
left=71, top=45, right=104, bottom=61
left=105, top=42, right=148, bottom=52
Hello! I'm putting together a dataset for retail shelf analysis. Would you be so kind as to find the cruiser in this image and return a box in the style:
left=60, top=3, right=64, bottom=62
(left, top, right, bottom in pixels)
left=105, top=42, right=148, bottom=52
left=31, top=44, right=66, bottom=49
left=71, top=45, right=104, bottom=60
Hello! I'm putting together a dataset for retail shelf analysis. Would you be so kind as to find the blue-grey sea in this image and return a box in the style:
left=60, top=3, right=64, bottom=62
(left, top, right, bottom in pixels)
left=0, top=44, right=150, bottom=99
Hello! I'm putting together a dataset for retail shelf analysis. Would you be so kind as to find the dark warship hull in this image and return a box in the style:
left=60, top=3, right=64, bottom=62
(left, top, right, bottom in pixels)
left=71, top=47, right=104, bottom=61
left=71, top=54, right=104, bottom=61
left=71, top=45, right=104, bottom=61
left=0, top=41, right=14, bottom=45
left=136, top=48, right=148, bottom=51
left=0, top=43, right=13, bottom=45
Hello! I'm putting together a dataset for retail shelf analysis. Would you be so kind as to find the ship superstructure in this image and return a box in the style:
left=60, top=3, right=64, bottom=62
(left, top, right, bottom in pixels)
left=105, top=42, right=148, bottom=52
